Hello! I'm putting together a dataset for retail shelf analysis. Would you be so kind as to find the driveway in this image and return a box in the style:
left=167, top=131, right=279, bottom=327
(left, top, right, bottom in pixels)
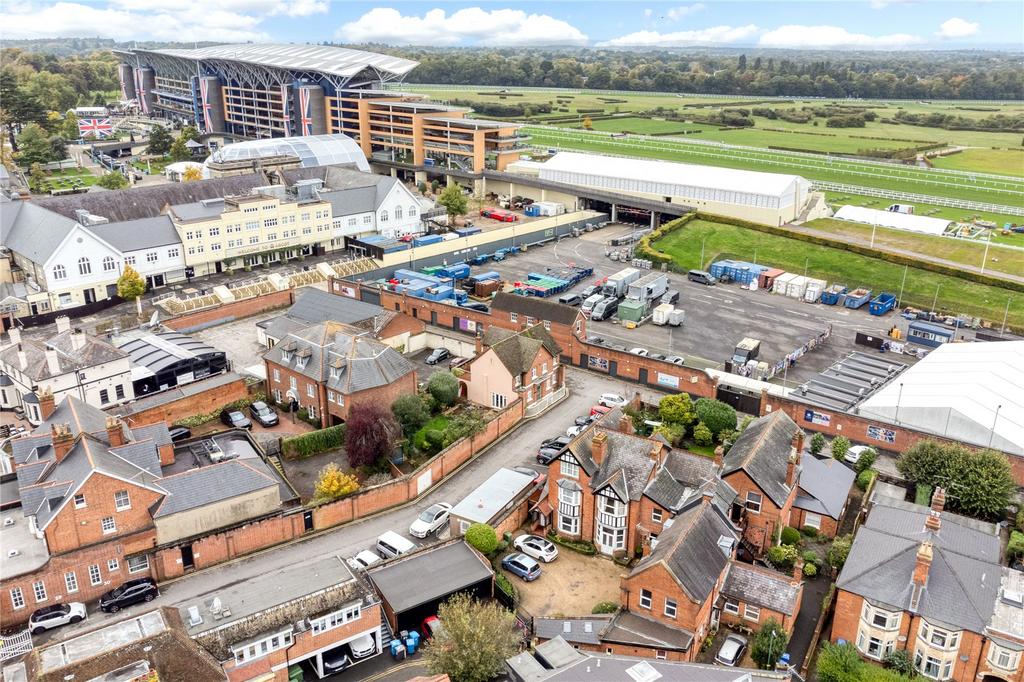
left=505, top=547, right=625, bottom=617
left=788, top=574, right=831, bottom=670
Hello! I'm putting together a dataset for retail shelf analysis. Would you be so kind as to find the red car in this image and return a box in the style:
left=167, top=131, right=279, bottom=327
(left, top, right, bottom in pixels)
left=422, top=615, right=445, bottom=641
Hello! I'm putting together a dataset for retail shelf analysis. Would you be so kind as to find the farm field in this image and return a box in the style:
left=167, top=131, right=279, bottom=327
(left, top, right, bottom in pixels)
left=803, top=218, right=1024, bottom=280
left=524, top=126, right=1023, bottom=207
left=651, top=218, right=1024, bottom=331
left=931, top=149, right=1024, bottom=177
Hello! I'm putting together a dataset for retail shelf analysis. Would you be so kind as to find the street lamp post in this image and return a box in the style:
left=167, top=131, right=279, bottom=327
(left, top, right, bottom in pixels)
left=990, top=404, right=1002, bottom=447
left=894, top=382, right=904, bottom=424
left=897, top=265, right=908, bottom=309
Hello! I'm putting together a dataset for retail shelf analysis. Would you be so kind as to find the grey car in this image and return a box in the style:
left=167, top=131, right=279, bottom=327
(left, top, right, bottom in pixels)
left=715, top=633, right=748, bottom=666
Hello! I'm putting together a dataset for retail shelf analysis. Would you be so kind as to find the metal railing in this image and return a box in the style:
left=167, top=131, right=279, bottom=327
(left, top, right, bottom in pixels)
left=810, top=181, right=1024, bottom=216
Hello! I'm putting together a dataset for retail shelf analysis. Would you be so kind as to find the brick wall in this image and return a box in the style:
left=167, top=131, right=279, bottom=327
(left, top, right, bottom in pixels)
left=723, top=470, right=795, bottom=554
left=789, top=507, right=840, bottom=539
left=598, top=642, right=692, bottom=662
left=621, top=563, right=713, bottom=643
left=163, top=289, right=294, bottom=332
left=719, top=602, right=796, bottom=635
left=45, top=473, right=161, bottom=555
left=125, top=376, right=249, bottom=427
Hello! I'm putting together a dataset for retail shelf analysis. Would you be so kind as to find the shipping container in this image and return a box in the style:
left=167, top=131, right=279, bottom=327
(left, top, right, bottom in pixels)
left=627, top=272, right=669, bottom=303
left=803, top=278, right=827, bottom=303
left=869, top=292, right=897, bottom=316
left=652, top=303, right=674, bottom=326
left=437, top=263, right=470, bottom=280
left=786, top=275, right=809, bottom=299
left=907, top=320, right=954, bottom=347
left=820, top=284, right=848, bottom=306
left=470, top=253, right=491, bottom=265
left=617, top=299, right=646, bottom=323
left=709, top=260, right=768, bottom=286
left=454, top=226, right=482, bottom=237
left=757, top=268, right=786, bottom=291
left=772, top=272, right=797, bottom=295
left=524, top=204, right=541, bottom=217
left=668, top=309, right=685, bottom=327
left=533, top=201, right=566, bottom=216
left=844, top=288, right=872, bottom=309
left=412, top=234, right=443, bottom=247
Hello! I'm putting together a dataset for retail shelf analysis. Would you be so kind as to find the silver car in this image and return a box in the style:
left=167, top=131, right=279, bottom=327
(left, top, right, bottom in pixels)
left=513, top=534, right=559, bottom=563
left=29, top=602, right=87, bottom=634
left=715, top=633, right=748, bottom=666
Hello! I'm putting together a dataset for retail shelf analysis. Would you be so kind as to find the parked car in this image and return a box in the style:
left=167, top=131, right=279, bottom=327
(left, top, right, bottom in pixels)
left=376, top=531, right=416, bottom=559
left=502, top=553, right=542, bottom=582
left=662, top=289, right=680, bottom=305
left=409, top=502, right=452, bottom=538
left=574, top=413, right=599, bottom=427
left=219, top=409, right=252, bottom=430
left=715, top=633, right=748, bottom=666
left=664, top=355, right=685, bottom=365
left=168, top=426, right=192, bottom=442
left=449, top=356, right=471, bottom=369
left=248, top=401, right=279, bottom=427
left=566, top=424, right=585, bottom=438
left=425, top=348, right=451, bottom=365
left=581, top=285, right=599, bottom=298
left=687, top=269, right=717, bottom=286
left=422, top=615, right=445, bottom=641
left=557, top=293, right=583, bottom=306
left=348, top=550, right=382, bottom=571
left=599, top=393, right=628, bottom=408
left=513, top=534, right=559, bottom=563
left=844, top=445, right=875, bottom=466
left=629, top=347, right=649, bottom=356
left=537, top=440, right=569, bottom=465
left=99, top=578, right=158, bottom=613
left=460, top=302, right=490, bottom=313
left=590, top=404, right=612, bottom=418
left=349, top=632, right=377, bottom=659
left=29, top=602, right=87, bottom=634
left=322, top=647, right=352, bottom=674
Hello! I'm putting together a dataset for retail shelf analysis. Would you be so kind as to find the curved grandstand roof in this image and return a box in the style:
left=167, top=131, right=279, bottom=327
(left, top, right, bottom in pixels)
left=205, top=134, right=370, bottom=174
left=132, top=43, right=417, bottom=80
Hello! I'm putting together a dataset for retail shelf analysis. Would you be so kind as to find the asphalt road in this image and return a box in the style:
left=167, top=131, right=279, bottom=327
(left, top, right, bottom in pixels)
left=35, top=367, right=665, bottom=646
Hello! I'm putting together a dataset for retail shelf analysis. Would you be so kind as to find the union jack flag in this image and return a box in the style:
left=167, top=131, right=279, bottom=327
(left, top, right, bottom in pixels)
left=298, top=87, right=312, bottom=136
left=199, top=79, right=213, bottom=134
left=79, top=118, right=113, bottom=139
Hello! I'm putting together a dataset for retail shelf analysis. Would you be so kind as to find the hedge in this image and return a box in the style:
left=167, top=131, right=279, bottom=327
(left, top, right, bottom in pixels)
left=546, top=530, right=597, bottom=555
left=283, top=424, right=346, bottom=459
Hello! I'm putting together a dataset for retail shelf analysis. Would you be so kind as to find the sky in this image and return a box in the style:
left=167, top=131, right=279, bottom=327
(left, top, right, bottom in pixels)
left=2, top=1, right=1021, bottom=50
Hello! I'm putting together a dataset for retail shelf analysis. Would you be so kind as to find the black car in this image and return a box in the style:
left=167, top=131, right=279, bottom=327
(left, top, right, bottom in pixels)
left=220, top=409, right=252, bottom=430
left=99, top=578, right=158, bottom=613
left=662, top=289, right=680, bottom=305
left=537, top=436, right=571, bottom=464
left=248, top=401, right=279, bottom=427
left=574, top=414, right=599, bottom=427
left=425, top=348, right=451, bottom=365
left=168, top=426, right=192, bottom=442
left=460, top=302, right=490, bottom=313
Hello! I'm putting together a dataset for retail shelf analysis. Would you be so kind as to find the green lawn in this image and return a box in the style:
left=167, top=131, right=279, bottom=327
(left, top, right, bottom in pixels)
left=45, top=167, right=94, bottom=178
left=803, top=217, right=1024, bottom=279
left=931, top=149, right=1024, bottom=177
left=133, top=156, right=173, bottom=174
left=574, top=116, right=707, bottom=136
left=413, top=415, right=451, bottom=451
left=652, top=218, right=1024, bottom=330
left=683, top=124, right=917, bottom=154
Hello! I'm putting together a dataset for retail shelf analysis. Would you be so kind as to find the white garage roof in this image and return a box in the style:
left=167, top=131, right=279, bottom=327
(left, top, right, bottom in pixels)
left=833, top=205, right=952, bottom=236
left=539, top=151, right=807, bottom=199
left=856, top=341, right=1024, bottom=456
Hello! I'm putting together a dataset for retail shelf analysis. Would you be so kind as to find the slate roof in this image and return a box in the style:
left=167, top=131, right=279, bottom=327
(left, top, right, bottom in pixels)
left=260, top=288, right=390, bottom=342
left=0, top=330, right=127, bottom=381
left=1, top=200, right=79, bottom=264
left=534, top=615, right=612, bottom=646
left=644, top=450, right=721, bottom=512
left=153, top=459, right=278, bottom=518
left=481, top=324, right=561, bottom=377
left=794, top=455, right=855, bottom=520
left=590, top=430, right=659, bottom=502
left=600, top=610, right=694, bottom=651
left=722, top=411, right=799, bottom=508
left=88, top=215, right=181, bottom=252
left=722, top=562, right=801, bottom=616
left=491, top=292, right=580, bottom=327
left=263, top=321, right=414, bottom=395
left=837, top=497, right=1003, bottom=633
left=631, top=501, right=737, bottom=603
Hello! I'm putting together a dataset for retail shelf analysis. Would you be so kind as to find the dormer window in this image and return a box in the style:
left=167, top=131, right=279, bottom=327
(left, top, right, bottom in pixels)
left=295, top=357, right=307, bottom=370
left=330, top=366, right=340, bottom=380
left=282, top=351, right=292, bottom=362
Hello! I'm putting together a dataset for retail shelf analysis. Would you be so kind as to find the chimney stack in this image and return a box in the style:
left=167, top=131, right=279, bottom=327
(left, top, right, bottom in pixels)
left=618, top=413, right=634, bottom=436
left=591, top=431, right=608, bottom=466
left=793, top=557, right=805, bottom=583
left=105, top=416, right=126, bottom=447
left=474, top=330, right=483, bottom=357
left=713, top=445, right=724, bottom=469
left=8, top=327, right=21, bottom=345
left=39, top=388, right=55, bottom=420
left=931, top=487, right=946, bottom=514
left=45, top=347, right=60, bottom=375
left=70, top=330, right=85, bottom=351
left=785, top=451, right=798, bottom=488
left=55, top=316, right=71, bottom=334
left=51, top=423, right=75, bottom=463
left=913, top=541, right=933, bottom=587
left=17, top=348, right=27, bottom=371
left=924, top=510, right=941, bottom=533
left=792, top=429, right=805, bottom=461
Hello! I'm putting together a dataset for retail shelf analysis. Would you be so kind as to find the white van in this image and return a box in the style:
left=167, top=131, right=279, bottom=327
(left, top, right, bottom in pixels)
left=581, top=294, right=604, bottom=315
left=376, top=531, right=415, bottom=559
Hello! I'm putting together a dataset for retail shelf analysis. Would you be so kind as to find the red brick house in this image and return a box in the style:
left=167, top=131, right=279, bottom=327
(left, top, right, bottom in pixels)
left=832, top=489, right=1024, bottom=682
left=790, top=453, right=855, bottom=539
left=460, top=324, right=565, bottom=414
left=489, top=292, right=585, bottom=361
left=263, top=320, right=417, bottom=427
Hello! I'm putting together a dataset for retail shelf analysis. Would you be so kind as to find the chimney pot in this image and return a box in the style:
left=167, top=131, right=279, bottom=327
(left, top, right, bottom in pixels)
left=105, top=416, right=126, bottom=447
left=39, top=389, right=56, bottom=420
left=51, top=423, right=75, bottom=463
left=591, top=431, right=608, bottom=466
left=913, top=541, right=933, bottom=587
left=924, top=510, right=941, bottom=533
left=930, top=487, right=946, bottom=514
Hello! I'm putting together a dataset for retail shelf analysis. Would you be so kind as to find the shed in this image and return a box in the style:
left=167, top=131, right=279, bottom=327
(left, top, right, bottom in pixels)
left=449, top=467, right=535, bottom=535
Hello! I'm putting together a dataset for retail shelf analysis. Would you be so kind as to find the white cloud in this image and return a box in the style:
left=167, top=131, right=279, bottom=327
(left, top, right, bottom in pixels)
left=643, top=8, right=653, bottom=19
left=665, top=4, right=706, bottom=21
left=758, top=24, right=924, bottom=48
left=936, top=17, right=979, bottom=38
left=338, top=7, right=588, bottom=46
left=869, top=0, right=916, bottom=9
left=598, top=24, right=758, bottom=47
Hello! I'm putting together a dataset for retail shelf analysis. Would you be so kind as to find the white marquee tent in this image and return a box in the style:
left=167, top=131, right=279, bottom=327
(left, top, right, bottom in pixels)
left=833, top=205, right=952, bottom=236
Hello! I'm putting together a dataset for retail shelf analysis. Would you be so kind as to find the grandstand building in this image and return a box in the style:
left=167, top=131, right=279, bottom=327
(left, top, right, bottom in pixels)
left=116, top=44, right=527, bottom=173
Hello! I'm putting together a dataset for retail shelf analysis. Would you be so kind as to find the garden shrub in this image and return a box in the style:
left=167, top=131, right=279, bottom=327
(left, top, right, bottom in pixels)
left=856, top=468, right=877, bottom=491
left=801, top=550, right=819, bottom=566
left=855, top=448, right=877, bottom=473
left=283, top=424, right=346, bottom=459
left=592, top=601, right=618, bottom=614
left=465, top=523, right=498, bottom=554
left=546, top=530, right=597, bottom=555
left=780, top=527, right=801, bottom=546
left=692, top=421, right=713, bottom=446
left=809, top=432, right=826, bottom=455
left=830, top=435, right=851, bottom=461
left=803, top=562, right=817, bottom=578
left=801, top=525, right=820, bottom=537
left=1007, top=531, right=1024, bottom=562
left=767, top=543, right=798, bottom=569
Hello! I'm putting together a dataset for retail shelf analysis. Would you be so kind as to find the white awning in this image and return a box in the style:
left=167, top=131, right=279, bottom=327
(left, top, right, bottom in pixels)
left=833, top=205, right=952, bottom=236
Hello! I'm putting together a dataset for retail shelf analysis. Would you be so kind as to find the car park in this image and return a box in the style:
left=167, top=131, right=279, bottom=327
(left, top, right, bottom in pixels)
left=629, top=347, right=649, bottom=356
left=844, top=445, right=875, bottom=466
left=687, top=269, right=717, bottom=286
left=376, top=531, right=416, bottom=559
left=99, top=578, right=158, bottom=613
left=409, top=502, right=452, bottom=538
left=348, top=550, right=382, bottom=571
left=502, top=553, right=542, bottom=582
left=513, top=534, right=559, bottom=563
left=168, top=426, right=192, bottom=442
left=715, top=633, right=748, bottom=666
left=557, top=293, right=583, bottom=306
left=220, top=409, right=252, bottom=430
left=29, top=602, right=86, bottom=634
left=248, top=401, right=279, bottom=427
left=599, top=393, right=628, bottom=407
left=425, top=348, right=451, bottom=365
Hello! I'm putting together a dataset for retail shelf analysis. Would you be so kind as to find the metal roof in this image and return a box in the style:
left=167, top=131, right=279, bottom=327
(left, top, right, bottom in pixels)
left=206, top=134, right=370, bottom=173
left=367, top=541, right=493, bottom=614
left=834, top=205, right=952, bottom=236
left=450, top=468, right=534, bottom=524
left=134, top=43, right=418, bottom=80
left=112, top=330, right=222, bottom=375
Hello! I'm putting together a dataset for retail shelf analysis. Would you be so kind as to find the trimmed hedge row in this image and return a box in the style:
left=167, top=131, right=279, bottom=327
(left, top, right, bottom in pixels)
left=283, top=424, right=346, bottom=459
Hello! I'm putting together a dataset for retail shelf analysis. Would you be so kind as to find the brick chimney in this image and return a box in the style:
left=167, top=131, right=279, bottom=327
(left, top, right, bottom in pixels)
left=924, top=510, right=941, bottom=533
left=931, top=487, right=946, bottom=513
left=713, top=445, right=724, bottom=469
left=792, top=429, right=805, bottom=460
left=591, top=431, right=608, bottom=466
left=618, top=413, right=634, bottom=435
left=105, top=416, right=126, bottom=447
left=793, top=557, right=805, bottom=583
left=913, top=541, right=933, bottom=587
left=785, top=451, right=798, bottom=488
left=51, top=423, right=75, bottom=463
left=38, top=389, right=55, bottom=420
left=474, top=330, right=483, bottom=356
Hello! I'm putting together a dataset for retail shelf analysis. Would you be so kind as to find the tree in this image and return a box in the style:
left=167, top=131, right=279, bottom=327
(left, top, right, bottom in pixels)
left=313, top=462, right=360, bottom=502
left=694, top=398, right=737, bottom=437
left=344, top=403, right=399, bottom=468
left=464, top=523, right=498, bottom=554
left=49, top=135, right=67, bottom=161
left=181, top=165, right=203, bottom=182
left=581, top=115, right=593, bottom=130
left=809, top=432, right=826, bottom=455
left=750, top=618, right=788, bottom=669
left=60, top=114, right=79, bottom=141
left=658, top=393, right=696, bottom=427
left=828, top=534, right=853, bottom=571
left=692, top=421, right=713, bottom=447
left=883, top=649, right=915, bottom=677
left=28, top=162, right=47, bottom=192
left=427, top=371, right=460, bottom=408
left=146, top=125, right=172, bottom=155
left=444, top=410, right=486, bottom=444
left=854, top=447, right=877, bottom=474
left=653, top=422, right=684, bottom=446
left=437, top=183, right=468, bottom=220
left=178, top=125, right=200, bottom=142
left=830, top=435, right=850, bottom=461
left=168, top=136, right=191, bottom=162
left=96, top=171, right=128, bottom=190
left=898, top=440, right=1014, bottom=520
left=392, top=393, right=430, bottom=438
left=116, top=265, right=146, bottom=316
left=15, top=123, right=55, bottom=165
left=816, top=642, right=863, bottom=682
left=424, top=593, right=520, bottom=682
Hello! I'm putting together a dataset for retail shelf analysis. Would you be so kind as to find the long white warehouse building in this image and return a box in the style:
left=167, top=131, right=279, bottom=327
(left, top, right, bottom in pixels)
left=520, top=151, right=815, bottom=226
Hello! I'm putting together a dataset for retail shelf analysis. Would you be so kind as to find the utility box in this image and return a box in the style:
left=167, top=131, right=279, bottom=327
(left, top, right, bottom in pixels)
left=652, top=303, right=674, bottom=326
left=617, top=299, right=646, bottom=323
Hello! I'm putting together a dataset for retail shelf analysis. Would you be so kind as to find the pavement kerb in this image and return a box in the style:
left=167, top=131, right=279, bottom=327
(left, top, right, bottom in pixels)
left=156, top=395, right=549, bottom=589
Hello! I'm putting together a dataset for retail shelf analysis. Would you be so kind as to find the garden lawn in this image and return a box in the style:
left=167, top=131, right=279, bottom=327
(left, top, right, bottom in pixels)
left=652, top=218, right=1024, bottom=331
left=689, top=125, right=915, bottom=154
left=931, top=149, right=1024, bottom=177
left=412, top=415, right=451, bottom=451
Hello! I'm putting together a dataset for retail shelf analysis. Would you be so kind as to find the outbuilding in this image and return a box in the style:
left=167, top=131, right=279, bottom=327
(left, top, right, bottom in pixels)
left=449, top=467, right=536, bottom=536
